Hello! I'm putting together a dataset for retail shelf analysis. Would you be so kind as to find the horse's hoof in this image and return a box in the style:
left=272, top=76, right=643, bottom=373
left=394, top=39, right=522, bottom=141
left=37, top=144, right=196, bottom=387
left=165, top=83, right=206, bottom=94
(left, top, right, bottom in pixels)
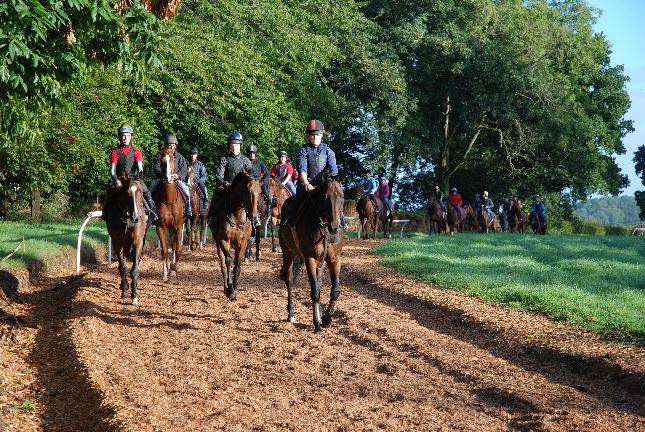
left=120, top=297, right=129, bottom=304
left=170, top=270, right=177, bottom=277
left=322, top=314, right=333, bottom=327
left=314, top=327, right=324, bottom=335
left=288, top=316, right=296, bottom=324
left=132, top=298, right=139, bottom=307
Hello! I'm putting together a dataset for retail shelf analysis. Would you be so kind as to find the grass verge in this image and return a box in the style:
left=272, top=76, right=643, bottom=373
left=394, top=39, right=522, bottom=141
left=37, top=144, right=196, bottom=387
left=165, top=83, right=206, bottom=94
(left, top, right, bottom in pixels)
left=373, top=232, right=645, bottom=344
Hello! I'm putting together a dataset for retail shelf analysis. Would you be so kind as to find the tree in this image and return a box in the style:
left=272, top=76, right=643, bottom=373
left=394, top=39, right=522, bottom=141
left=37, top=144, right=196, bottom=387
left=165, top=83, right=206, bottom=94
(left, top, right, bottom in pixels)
left=634, top=145, right=645, bottom=220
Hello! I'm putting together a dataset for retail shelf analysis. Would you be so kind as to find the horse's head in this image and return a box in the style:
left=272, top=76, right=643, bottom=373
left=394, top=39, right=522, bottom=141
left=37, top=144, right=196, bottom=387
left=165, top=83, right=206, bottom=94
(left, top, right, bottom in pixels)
left=232, top=172, right=261, bottom=228
left=355, top=182, right=365, bottom=201
left=187, top=165, right=195, bottom=187
left=121, top=172, right=145, bottom=226
left=160, top=148, right=175, bottom=183
left=314, top=175, right=345, bottom=241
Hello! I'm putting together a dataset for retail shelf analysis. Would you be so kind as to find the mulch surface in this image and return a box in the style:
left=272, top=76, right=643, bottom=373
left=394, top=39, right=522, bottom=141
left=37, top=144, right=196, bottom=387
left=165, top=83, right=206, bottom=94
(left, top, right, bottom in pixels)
left=1, top=237, right=643, bottom=431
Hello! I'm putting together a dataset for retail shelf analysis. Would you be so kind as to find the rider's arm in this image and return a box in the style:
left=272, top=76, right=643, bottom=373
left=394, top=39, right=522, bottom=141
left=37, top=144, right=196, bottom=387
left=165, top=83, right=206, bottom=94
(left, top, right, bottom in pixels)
left=197, top=162, right=207, bottom=184
left=216, top=157, right=227, bottom=185
left=153, top=156, right=162, bottom=178
left=326, top=147, right=339, bottom=177
left=175, top=155, right=188, bottom=180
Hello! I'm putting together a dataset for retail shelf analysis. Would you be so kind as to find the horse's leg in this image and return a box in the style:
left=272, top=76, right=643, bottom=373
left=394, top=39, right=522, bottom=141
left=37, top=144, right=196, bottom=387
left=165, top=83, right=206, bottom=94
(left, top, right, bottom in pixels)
left=171, top=225, right=182, bottom=274
left=231, top=241, right=245, bottom=301
left=371, top=216, right=377, bottom=239
left=156, top=225, right=169, bottom=282
left=322, top=254, right=340, bottom=327
left=200, top=215, right=207, bottom=248
left=116, top=247, right=129, bottom=302
left=305, top=257, right=323, bottom=334
left=130, top=243, right=143, bottom=307
left=279, top=249, right=296, bottom=322
left=255, top=226, right=261, bottom=261
left=271, top=224, right=277, bottom=252
left=245, top=231, right=252, bottom=261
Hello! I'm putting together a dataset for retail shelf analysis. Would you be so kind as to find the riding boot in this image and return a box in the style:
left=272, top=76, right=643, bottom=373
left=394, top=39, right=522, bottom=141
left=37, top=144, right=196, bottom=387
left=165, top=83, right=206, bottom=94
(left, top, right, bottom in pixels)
left=143, top=189, right=159, bottom=224
left=202, top=197, right=209, bottom=214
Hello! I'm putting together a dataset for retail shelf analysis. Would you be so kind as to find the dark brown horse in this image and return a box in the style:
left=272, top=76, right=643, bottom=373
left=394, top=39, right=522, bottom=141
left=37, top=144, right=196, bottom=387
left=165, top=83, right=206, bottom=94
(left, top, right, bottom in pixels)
left=531, top=211, right=547, bottom=235
left=268, top=177, right=290, bottom=252
left=245, top=188, right=268, bottom=262
left=279, top=172, right=344, bottom=333
left=356, top=184, right=392, bottom=239
left=154, top=148, right=185, bottom=282
left=509, top=200, right=526, bottom=233
left=104, top=173, right=148, bottom=305
left=208, top=172, right=261, bottom=301
left=427, top=200, right=448, bottom=235
left=186, top=165, right=208, bottom=250
left=446, top=204, right=465, bottom=234
left=464, top=205, right=479, bottom=232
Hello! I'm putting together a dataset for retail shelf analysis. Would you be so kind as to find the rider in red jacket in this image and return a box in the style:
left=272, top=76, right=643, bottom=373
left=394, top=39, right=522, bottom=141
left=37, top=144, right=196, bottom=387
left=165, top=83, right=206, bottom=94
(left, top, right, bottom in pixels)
left=375, top=177, right=394, bottom=212
left=448, top=187, right=463, bottom=217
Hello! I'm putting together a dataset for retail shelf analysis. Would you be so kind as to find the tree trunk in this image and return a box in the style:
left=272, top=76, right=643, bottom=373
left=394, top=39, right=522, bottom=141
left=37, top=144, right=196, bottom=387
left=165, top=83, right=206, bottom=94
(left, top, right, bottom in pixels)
left=439, top=95, right=451, bottom=193
left=31, top=189, right=41, bottom=222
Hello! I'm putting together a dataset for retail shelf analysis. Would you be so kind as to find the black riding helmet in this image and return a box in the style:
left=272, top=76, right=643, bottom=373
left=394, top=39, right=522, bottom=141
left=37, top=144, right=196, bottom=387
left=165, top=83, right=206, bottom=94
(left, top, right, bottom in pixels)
left=277, top=150, right=288, bottom=158
left=247, top=144, right=258, bottom=154
left=189, top=147, right=199, bottom=155
left=227, top=131, right=243, bottom=144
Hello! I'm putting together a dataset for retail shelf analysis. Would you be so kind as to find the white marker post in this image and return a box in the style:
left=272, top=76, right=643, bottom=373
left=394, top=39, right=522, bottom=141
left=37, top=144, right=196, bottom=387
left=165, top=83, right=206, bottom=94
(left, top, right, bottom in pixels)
left=77, top=210, right=103, bottom=274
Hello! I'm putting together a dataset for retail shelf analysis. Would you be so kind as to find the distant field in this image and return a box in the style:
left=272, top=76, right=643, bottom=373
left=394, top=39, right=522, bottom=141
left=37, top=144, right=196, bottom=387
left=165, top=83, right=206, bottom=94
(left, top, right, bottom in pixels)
left=373, top=233, right=645, bottom=344
left=0, top=220, right=108, bottom=270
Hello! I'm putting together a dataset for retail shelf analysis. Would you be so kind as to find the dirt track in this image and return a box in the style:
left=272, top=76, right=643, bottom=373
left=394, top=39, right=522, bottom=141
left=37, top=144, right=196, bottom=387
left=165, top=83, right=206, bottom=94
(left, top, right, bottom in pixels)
left=2, top=238, right=644, bottom=431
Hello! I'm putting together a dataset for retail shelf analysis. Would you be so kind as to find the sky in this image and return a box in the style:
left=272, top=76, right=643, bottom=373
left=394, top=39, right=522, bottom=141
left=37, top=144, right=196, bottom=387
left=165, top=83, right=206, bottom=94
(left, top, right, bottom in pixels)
left=587, top=0, right=645, bottom=196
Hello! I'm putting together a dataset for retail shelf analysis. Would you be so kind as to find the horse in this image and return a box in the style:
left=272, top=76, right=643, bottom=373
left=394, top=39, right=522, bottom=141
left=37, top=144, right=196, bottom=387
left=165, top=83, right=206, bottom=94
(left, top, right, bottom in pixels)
left=268, top=177, right=290, bottom=252
left=356, top=188, right=392, bottom=239
left=446, top=204, right=465, bottom=234
left=497, top=203, right=509, bottom=232
left=464, top=205, right=479, bottom=232
left=477, top=203, right=497, bottom=233
left=509, top=200, right=526, bottom=233
left=531, top=211, right=547, bottom=235
left=245, top=185, right=269, bottom=262
left=186, top=165, right=208, bottom=250
left=104, top=173, right=148, bottom=306
left=279, top=171, right=344, bottom=333
left=427, top=200, right=448, bottom=235
left=208, top=172, right=261, bottom=301
left=153, top=148, right=186, bottom=282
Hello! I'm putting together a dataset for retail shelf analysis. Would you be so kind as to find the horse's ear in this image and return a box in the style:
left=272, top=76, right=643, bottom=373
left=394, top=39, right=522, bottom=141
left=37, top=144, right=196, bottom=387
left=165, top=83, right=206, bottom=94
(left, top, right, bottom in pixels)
left=320, top=167, right=330, bottom=183
left=123, top=172, right=130, bottom=181
left=137, top=171, right=144, bottom=180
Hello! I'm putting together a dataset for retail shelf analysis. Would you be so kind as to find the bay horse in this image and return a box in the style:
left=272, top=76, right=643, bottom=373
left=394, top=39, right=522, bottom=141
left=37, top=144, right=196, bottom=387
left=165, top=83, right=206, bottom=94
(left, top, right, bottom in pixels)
left=531, top=211, right=547, bottom=235
left=268, top=177, right=291, bottom=252
left=208, top=172, right=261, bottom=301
left=154, top=148, right=185, bottom=282
left=427, top=200, right=448, bottom=235
left=509, top=200, right=526, bottom=233
left=279, top=171, right=344, bottom=333
left=446, top=204, right=465, bottom=234
left=356, top=191, right=392, bottom=239
left=464, top=205, right=479, bottom=232
left=477, top=203, right=497, bottom=233
left=186, top=165, right=208, bottom=250
left=104, top=173, right=147, bottom=305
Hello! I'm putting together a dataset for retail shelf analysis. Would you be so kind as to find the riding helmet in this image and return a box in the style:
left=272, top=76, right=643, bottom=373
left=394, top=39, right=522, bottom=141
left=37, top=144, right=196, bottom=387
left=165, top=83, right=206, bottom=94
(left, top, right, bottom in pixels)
left=247, top=144, right=258, bottom=154
left=277, top=150, right=288, bottom=158
left=118, top=124, right=134, bottom=135
left=451, top=187, right=457, bottom=193
left=227, top=131, right=243, bottom=144
left=305, top=119, right=324, bottom=135
left=164, top=134, right=178, bottom=146
left=190, top=147, right=199, bottom=155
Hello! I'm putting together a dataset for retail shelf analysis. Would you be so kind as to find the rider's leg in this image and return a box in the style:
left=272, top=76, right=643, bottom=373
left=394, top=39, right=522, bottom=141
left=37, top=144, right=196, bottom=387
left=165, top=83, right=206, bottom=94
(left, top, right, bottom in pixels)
left=178, top=181, right=192, bottom=217
left=261, top=182, right=271, bottom=207
left=198, top=181, right=209, bottom=211
left=285, top=181, right=296, bottom=195
left=101, top=186, right=116, bottom=220
left=140, top=182, right=158, bottom=222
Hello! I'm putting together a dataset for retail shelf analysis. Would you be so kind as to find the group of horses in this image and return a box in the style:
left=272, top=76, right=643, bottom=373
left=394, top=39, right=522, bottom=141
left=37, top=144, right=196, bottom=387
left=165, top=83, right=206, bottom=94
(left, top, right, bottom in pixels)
left=427, top=199, right=547, bottom=235
left=104, top=152, right=345, bottom=333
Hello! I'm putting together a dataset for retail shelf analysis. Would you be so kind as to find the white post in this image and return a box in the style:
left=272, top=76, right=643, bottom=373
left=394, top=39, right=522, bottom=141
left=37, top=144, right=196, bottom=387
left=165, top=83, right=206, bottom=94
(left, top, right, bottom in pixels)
left=107, top=235, right=112, bottom=265
left=77, top=210, right=102, bottom=274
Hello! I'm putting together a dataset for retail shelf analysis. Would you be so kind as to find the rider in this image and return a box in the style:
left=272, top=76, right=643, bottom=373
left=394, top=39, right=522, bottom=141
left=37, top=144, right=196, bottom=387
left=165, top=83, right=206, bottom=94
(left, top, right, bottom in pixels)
left=247, top=144, right=272, bottom=208
left=477, top=191, right=494, bottom=220
left=150, top=134, right=192, bottom=217
left=375, top=176, right=394, bottom=212
left=361, top=169, right=378, bottom=195
left=530, top=196, right=547, bottom=225
left=215, top=131, right=252, bottom=193
left=188, top=147, right=209, bottom=213
left=271, top=150, right=296, bottom=195
left=447, top=187, right=463, bottom=217
left=501, top=196, right=512, bottom=232
left=281, top=119, right=339, bottom=226
left=430, top=184, right=447, bottom=215
left=104, top=123, right=158, bottom=223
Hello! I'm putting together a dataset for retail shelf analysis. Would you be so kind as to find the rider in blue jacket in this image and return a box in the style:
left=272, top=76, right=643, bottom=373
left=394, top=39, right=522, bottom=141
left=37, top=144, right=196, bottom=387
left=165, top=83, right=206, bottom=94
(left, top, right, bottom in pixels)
left=361, top=169, right=378, bottom=195
left=188, top=147, right=208, bottom=212
left=530, top=196, right=547, bottom=224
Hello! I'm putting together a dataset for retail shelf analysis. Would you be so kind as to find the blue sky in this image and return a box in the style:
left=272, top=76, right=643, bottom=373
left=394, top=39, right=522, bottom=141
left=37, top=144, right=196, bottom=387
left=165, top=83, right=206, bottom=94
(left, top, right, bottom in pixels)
left=587, top=0, right=644, bottom=196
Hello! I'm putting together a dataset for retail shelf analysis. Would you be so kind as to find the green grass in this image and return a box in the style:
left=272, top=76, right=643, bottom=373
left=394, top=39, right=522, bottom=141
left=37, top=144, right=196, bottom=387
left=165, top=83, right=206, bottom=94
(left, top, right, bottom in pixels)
left=0, top=220, right=108, bottom=270
left=373, top=232, right=645, bottom=344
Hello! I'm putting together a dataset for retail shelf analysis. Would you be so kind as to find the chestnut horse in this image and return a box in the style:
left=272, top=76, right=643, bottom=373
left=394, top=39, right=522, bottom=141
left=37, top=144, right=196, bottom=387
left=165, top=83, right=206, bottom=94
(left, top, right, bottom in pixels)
left=104, top=173, right=148, bottom=305
left=446, top=204, right=465, bottom=234
left=464, top=205, right=479, bottom=232
left=279, top=171, right=344, bottom=333
left=208, top=172, right=261, bottom=301
left=477, top=204, right=497, bottom=233
left=268, top=177, right=290, bottom=252
left=427, top=200, right=448, bottom=235
left=186, top=165, right=208, bottom=250
left=509, top=200, right=526, bottom=233
left=356, top=185, right=392, bottom=239
left=154, top=148, right=185, bottom=282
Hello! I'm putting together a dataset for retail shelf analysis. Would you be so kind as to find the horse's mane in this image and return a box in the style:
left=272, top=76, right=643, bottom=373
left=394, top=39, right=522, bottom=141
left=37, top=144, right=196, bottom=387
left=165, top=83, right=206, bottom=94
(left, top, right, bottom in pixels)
left=230, top=170, right=253, bottom=189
